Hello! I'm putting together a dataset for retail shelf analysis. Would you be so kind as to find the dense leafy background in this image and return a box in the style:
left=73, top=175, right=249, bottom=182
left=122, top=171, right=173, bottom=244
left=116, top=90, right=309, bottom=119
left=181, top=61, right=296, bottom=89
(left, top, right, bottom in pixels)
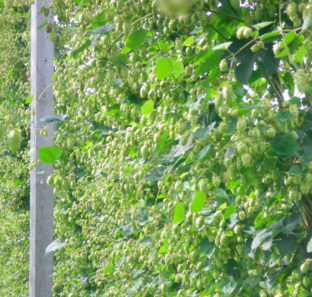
left=1, top=0, right=312, bottom=296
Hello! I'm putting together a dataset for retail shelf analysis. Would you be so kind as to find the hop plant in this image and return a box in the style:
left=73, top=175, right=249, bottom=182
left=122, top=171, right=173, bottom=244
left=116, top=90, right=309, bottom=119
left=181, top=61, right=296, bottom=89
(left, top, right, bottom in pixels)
left=177, top=119, right=188, bottom=135
left=67, top=137, right=76, bottom=149
left=49, top=32, right=57, bottom=43
left=243, top=27, right=252, bottom=38
left=212, top=174, right=221, bottom=188
left=157, top=0, right=192, bottom=16
left=7, top=128, right=22, bottom=152
left=293, top=69, right=308, bottom=93
left=141, top=145, right=148, bottom=159
left=241, top=153, right=251, bottom=167
left=219, top=59, right=227, bottom=71
left=286, top=2, right=297, bottom=18
left=237, top=118, right=246, bottom=134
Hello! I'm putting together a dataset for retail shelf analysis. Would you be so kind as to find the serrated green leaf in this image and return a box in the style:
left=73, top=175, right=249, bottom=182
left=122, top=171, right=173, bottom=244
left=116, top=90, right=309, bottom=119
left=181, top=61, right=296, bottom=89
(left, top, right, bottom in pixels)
left=183, top=36, right=195, bottom=46
left=44, top=238, right=66, bottom=256
left=270, top=133, right=300, bottom=155
left=71, top=40, right=91, bottom=59
left=289, top=164, right=306, bottom=175
left=224, top=204, right=235, bottom=219
left=25, top=94, right=33, bottom=104
left=104, top=263, right=114, bottom=274
left=173, top=60, right=184, bottom=78
left=126, top=29, right=147, bottom=50
left=158, top=238, right=169, bottom=254
left=144, top=166, right=167, bottom=181
left=303, top=11, right=312, bottom=30
left=251, top=21, right=274, bottom=30
left=295, top=40, right=310, bottom=64
left=141, top=100, right=155, bottom=116
left=191, top=192, right=206, bottom=213
left=156, top=57, right=174, bottom=79
left=223, top=36, right=279, bottom=84
left=213, top=41, right=232, bottom=50
left=86, top=24, right=113, bottom=35
left=39, top=146, right=62, bottom=164
left=199, top=238, right=213, bottom=256
left=103, top=104, right=120, bottom=117
left=138, top=236, right=153, bottom=246
left=173, top=202, right=185, bottom=224
left=195, top=144, right=211, bottom=160
left=39, top=114, right=67, bottom=124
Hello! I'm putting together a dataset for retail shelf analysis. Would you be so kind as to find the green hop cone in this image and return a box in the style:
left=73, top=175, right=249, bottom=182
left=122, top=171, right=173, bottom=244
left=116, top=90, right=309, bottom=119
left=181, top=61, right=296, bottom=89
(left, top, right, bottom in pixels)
left=243, top=26, right=252, bottom=38
left=177, top=119, right=187, bottom=135
left=237, top=118, right=246, bottom=134
left=4, top=0, right=13, bottom=8
left=46, top=24, right=52, bottom=33
left=239, top=211, right=246, bottom=220
left=212, top=174, right=221, bottom=188
left=236, top=27, right=245, bottom=39
left=8, top=128, right=22, bottom=152
left=241, top=153, right=251, bottom=167
left=300, top=262, right=309, bottom=273
left=219, top=59, right=227, bottom=71
left=141, top=145, right=148, bottom=159
left=67, top=137, right=76, bottom=149
left=293, top=69, right=308, bottom=93
left=286, top=2, right=297, bottom=18
left=47, top=175, right=54, bottom=186
left=49, top=32, right=57, bottom=43
left=44, top=8, right=50, bottom=17
left=303, top=275, right=311, bottom=287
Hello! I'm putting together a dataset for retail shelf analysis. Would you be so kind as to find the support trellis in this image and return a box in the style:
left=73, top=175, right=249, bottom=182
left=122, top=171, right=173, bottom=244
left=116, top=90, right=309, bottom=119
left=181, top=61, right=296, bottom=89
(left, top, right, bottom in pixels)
left=30, top=0, right=54, bottom=296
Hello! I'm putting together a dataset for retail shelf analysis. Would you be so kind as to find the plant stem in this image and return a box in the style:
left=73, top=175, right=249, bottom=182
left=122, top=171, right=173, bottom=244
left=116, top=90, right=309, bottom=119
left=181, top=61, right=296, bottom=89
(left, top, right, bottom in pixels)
left=206, top=7, right=244, bottom=23
left=210, top=25, right=227, bottom=40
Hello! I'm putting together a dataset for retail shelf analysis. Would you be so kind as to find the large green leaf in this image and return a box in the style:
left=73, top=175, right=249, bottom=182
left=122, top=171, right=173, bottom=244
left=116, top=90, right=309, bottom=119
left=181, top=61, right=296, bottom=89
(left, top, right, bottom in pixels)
left=275, top=233, right=299, bottom=257
left=71, top=40, right=91, bottom=59
left=251, top=219, right=283, bottom=250
left=141, top=100, right=155, bottom=116
left=173, top=202, right=185, bottom=224
left=86, top=24, right=113, bottom=35
left=144, top=166, right=167, bottom=181
left=219, top=276, right=237, bottom=295
left=222, top=35, right=279, bottom=83
left=39, top=146, right=62, bottom=164
left=270, top=133, right=300, bottom=155
left=39, top=115, right=67, bottom=124
left=103, top=104, right=120, bottom=117
left=158, top=239, right=169, bottom=254
left=169, top=135, right=194, bottom=157
left=194, top=122, right=216, bottom=139
left=44, top=238, right=66, bottom=256
left=194, top=144, right=211, bottom=160
left=138, top=236, right=153, bottom=246
left=137, top=207, right=150, bottom=226
left=156, top=57, right=185, bottom=80
left=303, top=11, right=312, bottom=30
left=156, top=57, right=173, bottom=79
left=126, top=29, right=147, bottom=50
left=224, top=204, right=235, bottom=219
left=190, top=192, right=206, bottom=213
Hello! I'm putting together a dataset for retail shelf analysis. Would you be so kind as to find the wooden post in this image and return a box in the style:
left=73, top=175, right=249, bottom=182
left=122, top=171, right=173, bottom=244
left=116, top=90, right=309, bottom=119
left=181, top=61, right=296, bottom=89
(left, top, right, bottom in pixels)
left=30, top=0, right=54, bottom=296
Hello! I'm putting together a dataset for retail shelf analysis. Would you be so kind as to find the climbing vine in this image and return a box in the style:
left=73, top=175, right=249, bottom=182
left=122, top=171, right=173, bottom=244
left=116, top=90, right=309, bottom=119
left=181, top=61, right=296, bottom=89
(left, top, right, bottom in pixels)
left=1, top=0, right=312, bottom=296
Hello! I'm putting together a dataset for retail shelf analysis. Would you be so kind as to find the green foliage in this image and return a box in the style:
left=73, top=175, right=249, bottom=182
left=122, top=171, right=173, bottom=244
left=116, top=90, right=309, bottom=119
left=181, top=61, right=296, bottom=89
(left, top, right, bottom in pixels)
left=1, top=0, right=312, bottom=296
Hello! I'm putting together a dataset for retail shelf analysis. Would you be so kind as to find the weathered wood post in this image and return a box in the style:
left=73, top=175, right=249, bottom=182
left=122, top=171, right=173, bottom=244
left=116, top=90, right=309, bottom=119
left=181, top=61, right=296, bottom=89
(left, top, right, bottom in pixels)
left=30, top=0, right=54, bottom=296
